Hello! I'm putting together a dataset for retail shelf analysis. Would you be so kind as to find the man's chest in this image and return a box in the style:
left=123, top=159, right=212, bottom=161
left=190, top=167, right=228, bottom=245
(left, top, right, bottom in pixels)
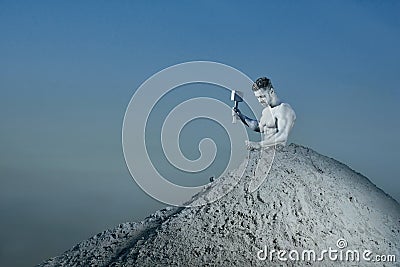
left=260, top=107, right=278, bottom=128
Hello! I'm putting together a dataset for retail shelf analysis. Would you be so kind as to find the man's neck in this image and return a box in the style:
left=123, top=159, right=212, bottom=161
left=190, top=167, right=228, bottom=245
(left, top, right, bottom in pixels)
left=270, top=97, right=281, bottom=108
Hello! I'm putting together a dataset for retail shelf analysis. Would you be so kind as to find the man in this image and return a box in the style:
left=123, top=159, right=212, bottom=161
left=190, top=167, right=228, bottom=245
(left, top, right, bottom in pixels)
left=233, top=77, right=296, bottom=150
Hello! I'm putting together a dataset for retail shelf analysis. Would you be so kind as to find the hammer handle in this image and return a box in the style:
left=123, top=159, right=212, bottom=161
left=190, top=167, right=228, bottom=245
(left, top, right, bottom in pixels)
left=232, top=109, right=237, bottom=123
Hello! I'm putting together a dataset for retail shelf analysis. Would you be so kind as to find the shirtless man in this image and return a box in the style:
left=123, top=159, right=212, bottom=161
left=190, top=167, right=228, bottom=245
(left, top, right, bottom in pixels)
left=233, top=77, right=296, bottom=150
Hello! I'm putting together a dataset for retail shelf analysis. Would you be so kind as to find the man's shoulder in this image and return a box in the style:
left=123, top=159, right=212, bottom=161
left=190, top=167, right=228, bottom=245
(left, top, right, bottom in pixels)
left=262, top=103, right=295, bottom=114
left=278, top=102, right=294, bottom=110
left=275, top=103, right=296, bottom=119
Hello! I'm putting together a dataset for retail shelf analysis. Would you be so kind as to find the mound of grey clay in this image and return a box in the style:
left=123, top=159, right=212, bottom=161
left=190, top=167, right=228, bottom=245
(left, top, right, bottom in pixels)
left=38, top=144, right=400, bottom=267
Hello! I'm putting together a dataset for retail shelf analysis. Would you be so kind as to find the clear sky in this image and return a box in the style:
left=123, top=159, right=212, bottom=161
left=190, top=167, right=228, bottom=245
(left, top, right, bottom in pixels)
left=1, top=1, right=399, bottom=266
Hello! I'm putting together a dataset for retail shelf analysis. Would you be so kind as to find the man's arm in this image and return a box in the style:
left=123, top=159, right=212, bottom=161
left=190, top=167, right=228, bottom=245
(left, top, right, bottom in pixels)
left=233, top=107, right=260, bottom=132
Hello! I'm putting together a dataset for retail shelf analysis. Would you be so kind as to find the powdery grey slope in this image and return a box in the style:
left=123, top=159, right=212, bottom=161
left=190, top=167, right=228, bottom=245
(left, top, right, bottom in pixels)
left=38, top=144, right=400, bottom=267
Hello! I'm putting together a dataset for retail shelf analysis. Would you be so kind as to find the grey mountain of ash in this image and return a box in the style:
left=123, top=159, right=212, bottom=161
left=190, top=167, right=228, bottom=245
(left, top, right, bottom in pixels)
left=38, top=144, right=400, bottom=267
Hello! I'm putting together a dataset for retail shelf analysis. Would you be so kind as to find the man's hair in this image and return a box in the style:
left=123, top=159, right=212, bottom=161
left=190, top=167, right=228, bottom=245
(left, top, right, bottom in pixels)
left=253, top=77, right=273, bottom=91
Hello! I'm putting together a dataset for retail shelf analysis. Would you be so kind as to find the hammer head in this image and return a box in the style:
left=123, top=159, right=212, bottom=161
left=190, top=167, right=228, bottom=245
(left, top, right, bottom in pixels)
left=230, top=90, right=243, bottom=102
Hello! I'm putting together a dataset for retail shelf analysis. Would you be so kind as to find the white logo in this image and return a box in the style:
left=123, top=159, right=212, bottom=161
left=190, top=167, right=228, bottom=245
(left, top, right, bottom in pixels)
left=122, top=61, right=270, bottom=207
left=336, top=238, right=348, bottom=249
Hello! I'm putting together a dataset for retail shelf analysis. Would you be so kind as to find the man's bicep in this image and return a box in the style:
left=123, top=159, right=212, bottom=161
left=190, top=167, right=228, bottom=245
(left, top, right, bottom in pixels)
left=242, top=117, right=260, bottom=132
left=277, top=112, right=295, bottom=137
left=248, top=120, right=260, bottom=132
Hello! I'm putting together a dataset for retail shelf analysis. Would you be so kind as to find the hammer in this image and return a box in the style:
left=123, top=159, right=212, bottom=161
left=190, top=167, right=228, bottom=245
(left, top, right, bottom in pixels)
left=231, top=90, right=243, bottom=123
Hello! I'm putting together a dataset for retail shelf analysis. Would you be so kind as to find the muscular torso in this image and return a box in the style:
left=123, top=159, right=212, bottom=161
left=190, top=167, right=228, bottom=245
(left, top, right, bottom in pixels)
left=259, top=107, right=277, bottom=134
left=259, top=103, right=296, bottom=136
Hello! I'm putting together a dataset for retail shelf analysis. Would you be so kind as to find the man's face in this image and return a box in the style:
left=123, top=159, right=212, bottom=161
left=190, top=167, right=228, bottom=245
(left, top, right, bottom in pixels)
left=254, top=89, right=269, bottom=107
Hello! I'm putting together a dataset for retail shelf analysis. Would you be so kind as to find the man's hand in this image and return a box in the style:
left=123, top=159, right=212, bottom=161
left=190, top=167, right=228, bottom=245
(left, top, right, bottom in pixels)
left=245, top=140, right=261, bottom=150
left=252, top=82, right=259, bottom=91
left=233, top=107, right=241, bottom=117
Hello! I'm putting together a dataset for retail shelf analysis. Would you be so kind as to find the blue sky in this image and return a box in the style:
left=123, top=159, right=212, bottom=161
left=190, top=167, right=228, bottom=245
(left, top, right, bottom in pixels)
left=1, top=1, right=399, bottom=266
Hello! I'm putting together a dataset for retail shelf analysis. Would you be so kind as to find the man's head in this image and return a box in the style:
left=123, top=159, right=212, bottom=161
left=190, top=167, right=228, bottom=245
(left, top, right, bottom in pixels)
left=252, top=77, right=277, bottom=107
